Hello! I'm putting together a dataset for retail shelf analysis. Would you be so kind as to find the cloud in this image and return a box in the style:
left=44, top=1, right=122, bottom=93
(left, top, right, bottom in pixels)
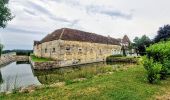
left=86, top=5, right=133, bottom=19
left=23, top=9, right=37, bottom=16
left=6, top=26, right=44, bottom=34
left=1, top=0, right=170, bottom=50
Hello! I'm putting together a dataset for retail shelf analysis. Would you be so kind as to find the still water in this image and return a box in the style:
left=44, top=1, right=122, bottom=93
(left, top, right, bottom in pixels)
left=0, top=62, right=41, bottom=92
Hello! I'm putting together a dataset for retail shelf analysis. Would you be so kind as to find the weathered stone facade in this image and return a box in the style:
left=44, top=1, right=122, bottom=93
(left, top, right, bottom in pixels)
left=34, top=28, right=121, bottom=67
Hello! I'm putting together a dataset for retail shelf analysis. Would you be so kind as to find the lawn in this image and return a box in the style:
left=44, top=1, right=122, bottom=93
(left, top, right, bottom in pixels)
left=0, top=64, right=170, bottom=100
left=30, top=55, right=52, bottom=62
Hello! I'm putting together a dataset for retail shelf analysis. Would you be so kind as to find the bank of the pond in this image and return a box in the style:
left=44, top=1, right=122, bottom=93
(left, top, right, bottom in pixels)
left=0, top=53, right=29, bottom=67
left=1, top=64, right=170, bottom=100
left=106, top=56, right=139, bottom=63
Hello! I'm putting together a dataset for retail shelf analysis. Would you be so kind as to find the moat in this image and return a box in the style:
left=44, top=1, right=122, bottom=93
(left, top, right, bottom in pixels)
left=0, top=61, right=128, bottom=92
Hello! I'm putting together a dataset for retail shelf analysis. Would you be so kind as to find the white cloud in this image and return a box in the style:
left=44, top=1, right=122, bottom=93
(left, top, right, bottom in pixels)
left=0, top=0, right=170, bottom=49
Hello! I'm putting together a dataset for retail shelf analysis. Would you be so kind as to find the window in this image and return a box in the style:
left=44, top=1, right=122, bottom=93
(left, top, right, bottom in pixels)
left=78, top=48, right=82, bottom=54
left=45, top=48, right=47, bottom=53
left=66, top=46, right=71, bottom=55
left=52, top=48, right=55, bottom=53
left=66, top=47, right=71, bottom=51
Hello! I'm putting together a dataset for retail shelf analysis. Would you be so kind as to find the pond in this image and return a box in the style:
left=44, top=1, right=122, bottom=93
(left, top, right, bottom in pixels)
left=0, top=61, right=131, bottom=92
left=0, top=61, right=41, bottom=92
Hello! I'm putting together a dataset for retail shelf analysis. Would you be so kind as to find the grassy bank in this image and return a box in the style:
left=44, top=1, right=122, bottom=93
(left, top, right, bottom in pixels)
left=30, top=55, right=52, bottom=62
left=1, top=64, right=170, bottom=100
left=106, top=56, right=139, bottom=63
left=35, top=62, right=130, bottom=85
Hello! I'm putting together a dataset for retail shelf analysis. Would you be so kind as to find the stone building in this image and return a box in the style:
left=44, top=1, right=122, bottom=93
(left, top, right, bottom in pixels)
left=34, top=28, right=121, bottom=67
left=118, top=35, right=133, bottom=55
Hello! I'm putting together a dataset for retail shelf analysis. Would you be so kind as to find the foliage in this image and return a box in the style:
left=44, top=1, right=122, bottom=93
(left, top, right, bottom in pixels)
left=106, top=56, right=138, bottom=63
left=154, top=24, right=170, bottom=43
left=147, top=41, right=170, bottom=62
left=143, top=57, right=162, bottom=83
left=133, top=35, right=151, bottom=56
left=145, top=41, right=170, bottom=82
left=31, top=55, right=52, bottom=62
left=2, top=49, right=33, bottom=56
left=108, top=54, right=123, bottom=57
left=121, top=46, right=127, bottom=56
left=0, top=0, right=13, bottom=28
left=0, top=43, right=3, bottom=57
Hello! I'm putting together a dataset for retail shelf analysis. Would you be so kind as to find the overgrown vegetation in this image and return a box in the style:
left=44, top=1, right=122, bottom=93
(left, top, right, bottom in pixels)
left=30, top=55, right=52, bottom=62
left=35, top=62, right=127, bottom=85
left=144, top=41, right=170, bottom=83
left=106, top=55, right=138, bottom=63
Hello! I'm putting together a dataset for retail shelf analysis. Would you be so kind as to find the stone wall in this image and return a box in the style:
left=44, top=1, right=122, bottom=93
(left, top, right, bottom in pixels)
left=0, top=53, right=29, bottom=66
left=34, top=40, right=121, bottom=68
left=29, top=57, right=59, bottom=70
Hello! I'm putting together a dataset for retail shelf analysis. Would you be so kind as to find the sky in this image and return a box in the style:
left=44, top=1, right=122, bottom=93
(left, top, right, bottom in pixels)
left=0, top=0, right=170, bottom=50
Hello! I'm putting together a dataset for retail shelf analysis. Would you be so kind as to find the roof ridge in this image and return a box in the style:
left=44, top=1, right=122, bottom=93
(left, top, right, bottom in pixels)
left=59, top=28, right=65, bottom=40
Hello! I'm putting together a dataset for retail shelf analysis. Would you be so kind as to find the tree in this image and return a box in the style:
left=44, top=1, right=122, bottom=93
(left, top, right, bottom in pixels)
left=0, top=0, right=13, bottom=28
left=154, top=24, right=170, bottom=43
left=133, top=35, right=151, bottom=56
left=0, top=43, right=3, bottom=57
left=121, top=46, right=127, bottom=56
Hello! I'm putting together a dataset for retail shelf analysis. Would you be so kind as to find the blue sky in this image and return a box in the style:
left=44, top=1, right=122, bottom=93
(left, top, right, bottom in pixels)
left=0, top=0, right=170, bottom=50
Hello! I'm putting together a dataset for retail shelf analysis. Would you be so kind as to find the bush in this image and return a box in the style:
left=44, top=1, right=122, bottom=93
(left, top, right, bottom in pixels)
left=147, top=41, right=170, bottom=62
left=146, top=41, right=170, bottom=81
left=143, top=57, right=162, bottom=84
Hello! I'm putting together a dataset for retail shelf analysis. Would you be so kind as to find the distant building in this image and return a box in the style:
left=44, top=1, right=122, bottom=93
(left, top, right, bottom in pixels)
left=118, top=35, right=133, bottom=55
left=34, top=28, right=121, bottom=67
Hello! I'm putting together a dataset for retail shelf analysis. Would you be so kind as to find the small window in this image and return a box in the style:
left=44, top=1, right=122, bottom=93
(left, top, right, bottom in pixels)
left=66, top=47, right=71, bottom=51
left=78, top=48, right=82, bottom=54
left=52, top=48, right=55, bottom=52
left=78, top=48, right=82, bottom=52
left=45, top=48, right=47, bottom=53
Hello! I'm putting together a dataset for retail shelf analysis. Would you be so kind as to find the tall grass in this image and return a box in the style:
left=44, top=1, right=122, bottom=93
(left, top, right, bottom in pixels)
left=0, top=75, right=19, bottom=92
left=35, top=62, right=129, bottom=85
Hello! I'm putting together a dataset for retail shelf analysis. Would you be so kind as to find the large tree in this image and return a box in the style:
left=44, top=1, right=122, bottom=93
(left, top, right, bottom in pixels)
left=154, top=24, right=170, bottom=43
left=133, top=35, right=151, bottom=56
left=0, top=0, right=13, bottom=28
left=0, top=0, right=13, bottom=56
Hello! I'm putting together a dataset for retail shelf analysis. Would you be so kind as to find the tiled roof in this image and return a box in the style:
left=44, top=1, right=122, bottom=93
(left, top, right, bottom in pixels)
left=37, top=28, right=120, bottom=45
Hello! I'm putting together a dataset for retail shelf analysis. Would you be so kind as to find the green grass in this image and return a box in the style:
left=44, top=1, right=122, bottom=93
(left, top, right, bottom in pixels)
left=30, top=55, right=52, bottom=62
left=1, top=65, right=170, bottom=100
left=35, top=62, right=126, bottom=85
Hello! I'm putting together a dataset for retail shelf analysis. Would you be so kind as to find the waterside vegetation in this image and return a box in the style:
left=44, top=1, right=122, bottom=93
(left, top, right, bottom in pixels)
left=1, top=63, right=170, bottom=100
left=30, top=55, right=52, bottom=62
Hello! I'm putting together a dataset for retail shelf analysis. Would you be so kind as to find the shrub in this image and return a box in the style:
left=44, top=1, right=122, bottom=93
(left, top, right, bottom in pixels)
left=161, top=59, right=170, bottom=79
left=147, top=41, right=170, bottom=62
left=143, top=57, right=162, bottom=84
left=146, top=41, right=170, bottom=80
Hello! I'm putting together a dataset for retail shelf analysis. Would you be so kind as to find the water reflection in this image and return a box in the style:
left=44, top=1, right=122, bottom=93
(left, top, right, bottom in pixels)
left=0, top=61, right=41, bottom=92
